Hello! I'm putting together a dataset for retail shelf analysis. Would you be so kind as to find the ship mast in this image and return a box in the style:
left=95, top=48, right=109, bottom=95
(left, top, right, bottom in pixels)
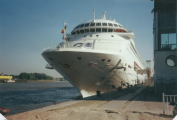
left=93, top=9, right=95, bottom=22
left=63, top=21, right=67, bottom=41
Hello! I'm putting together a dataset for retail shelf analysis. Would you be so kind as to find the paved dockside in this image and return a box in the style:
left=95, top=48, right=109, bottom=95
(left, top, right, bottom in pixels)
left=6, top=84, right=174, bottom=120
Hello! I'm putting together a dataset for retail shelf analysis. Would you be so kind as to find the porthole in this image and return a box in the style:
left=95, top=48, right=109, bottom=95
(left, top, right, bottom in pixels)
left=101, top=59, right=105, bottom=61
left=107, top=60, right=111, bottom=62
left=166, top=55, right=177, bottom=67
left=77, top=57, right=82, bottom=60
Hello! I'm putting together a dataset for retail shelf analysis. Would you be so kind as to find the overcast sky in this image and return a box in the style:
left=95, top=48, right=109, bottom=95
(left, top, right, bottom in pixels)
left=0, top=0, right=154, bottom=78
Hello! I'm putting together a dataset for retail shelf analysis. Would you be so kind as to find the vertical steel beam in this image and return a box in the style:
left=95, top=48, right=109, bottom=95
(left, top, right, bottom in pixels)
left=155, top=12, right=158, bottom=50
left=163, top=93, right=165, bottom=114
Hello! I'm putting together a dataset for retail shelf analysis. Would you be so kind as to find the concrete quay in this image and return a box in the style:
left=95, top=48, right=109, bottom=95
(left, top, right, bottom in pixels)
left=7, top=84, right=174, bottom=120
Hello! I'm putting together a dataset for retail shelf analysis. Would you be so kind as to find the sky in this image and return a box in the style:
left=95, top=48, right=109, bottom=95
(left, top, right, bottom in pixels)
left=0, top=0, right=154, bottom=78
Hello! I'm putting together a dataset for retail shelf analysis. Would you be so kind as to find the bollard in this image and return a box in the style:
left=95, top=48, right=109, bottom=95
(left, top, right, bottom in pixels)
left=96, top=90, right=100, bottom=96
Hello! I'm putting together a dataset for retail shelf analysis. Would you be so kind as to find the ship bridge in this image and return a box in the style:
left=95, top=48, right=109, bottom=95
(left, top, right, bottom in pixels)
left=71, top=19, right=127, bottom=35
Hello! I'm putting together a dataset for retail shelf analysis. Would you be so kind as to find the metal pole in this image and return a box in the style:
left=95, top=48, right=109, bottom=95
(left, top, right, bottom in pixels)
left=121, top=81, right=123, bottom=89
left=167, top=96, right=168, bottom=115
left=170, top=96, right=172, bottom=115
left=163, top=93, right=165, bottom=114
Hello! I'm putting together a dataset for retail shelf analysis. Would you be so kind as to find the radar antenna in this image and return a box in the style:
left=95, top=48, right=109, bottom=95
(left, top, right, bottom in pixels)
left=102, top=11, right=106, bottom=20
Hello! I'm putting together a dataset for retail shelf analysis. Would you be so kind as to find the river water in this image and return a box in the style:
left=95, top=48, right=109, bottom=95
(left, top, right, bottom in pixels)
left=0, top=81, right=81, bottom=115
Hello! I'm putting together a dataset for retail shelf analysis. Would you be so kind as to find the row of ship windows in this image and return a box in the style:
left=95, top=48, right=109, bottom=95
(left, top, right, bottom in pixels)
left=71, top=28, right=125, bottom=35
left=74, top=23, right=124, bottom=29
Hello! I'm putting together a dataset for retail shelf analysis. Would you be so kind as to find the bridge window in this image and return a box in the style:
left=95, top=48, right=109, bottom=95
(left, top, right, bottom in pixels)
left=96, top=28, right=101, bottom=32
left=80, top=24, right=85, bottom=28
left=75, top=25, right=80, bottom=29
left=80, top=30, right=84, bottom=33
left=102, top=28, right=107, bottom=32
left=108, top=29, right=113, bottom=32
left=76, top=30, right=80, bottom=34
left=85, top=23, right=90, bottom=27
left=114, top=24, right=118, bottom=27
left=96, top=23, right=101, bottom=26
left=108, top=23, right=113, bottom=26
left=102, top=23, right=107, bottom=26
left=90, top=28, right=95, bottom=32
left=85, top=29, right=89, bottom=33
left=119, top=25, right=122, bottom=28
left=71, top=32, right=76, bottom=35
left=90, top=23, right=95, bottom=26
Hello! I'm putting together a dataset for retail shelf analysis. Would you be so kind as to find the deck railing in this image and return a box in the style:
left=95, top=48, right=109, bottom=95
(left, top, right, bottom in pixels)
left=162, top=93, right=177, bottom=115
left=43, top=40, right=124, bottom=52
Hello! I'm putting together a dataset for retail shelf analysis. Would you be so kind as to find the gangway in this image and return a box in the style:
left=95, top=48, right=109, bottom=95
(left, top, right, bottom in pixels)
left=137, top=60, right=151, bottom=84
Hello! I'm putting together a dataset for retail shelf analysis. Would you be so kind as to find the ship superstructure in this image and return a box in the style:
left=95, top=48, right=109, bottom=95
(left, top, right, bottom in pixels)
left=42, top=11, right=145, bottom=97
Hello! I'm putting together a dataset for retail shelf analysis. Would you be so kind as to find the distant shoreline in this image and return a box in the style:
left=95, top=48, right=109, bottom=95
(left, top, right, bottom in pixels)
left=27, top=80, right=66, bottom=82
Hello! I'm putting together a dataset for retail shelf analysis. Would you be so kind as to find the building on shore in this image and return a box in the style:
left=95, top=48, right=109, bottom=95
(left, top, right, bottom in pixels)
left=0, top=75, right=13, bottom=83
left=153, top=0, right=177, bottom=95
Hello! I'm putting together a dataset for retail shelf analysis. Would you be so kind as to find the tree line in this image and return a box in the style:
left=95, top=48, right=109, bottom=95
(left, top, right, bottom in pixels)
left=10, top=73, right=53, bottom=80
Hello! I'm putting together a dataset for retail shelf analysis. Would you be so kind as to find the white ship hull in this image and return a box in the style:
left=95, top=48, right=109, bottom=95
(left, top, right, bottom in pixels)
left=42, top=14, right=145, bottom=97
left=42, top=44, right=144, bottom=97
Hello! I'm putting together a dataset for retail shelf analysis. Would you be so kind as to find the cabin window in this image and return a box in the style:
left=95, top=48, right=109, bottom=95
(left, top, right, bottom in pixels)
left=102, top=28, right=107, bottom=32
left=90, top=29, right=95, bottom=32
left=76, top=30, right=80, bottom=34
left=90, top=23, right=95, bottom=26
left=85, top=29, right=89, bottom=33
left=85, top=23, right=90, bottom=27
left=80, top=29, right=84, bottom=33
left=102, top=23, right=107, bottom=26
left=114, top=24, right=118, bottom=27
left=108, top=23, right=113, bottom=26
left=96, top=28, right=101, bottom=32
left=80, top=24, right=85, bottom=28
left=96, top=23, right=101, bottom=26
left=108, top=29, right=113, bottom=32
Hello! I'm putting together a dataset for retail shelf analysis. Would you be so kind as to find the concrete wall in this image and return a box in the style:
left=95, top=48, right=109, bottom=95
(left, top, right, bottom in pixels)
left=154, top=51, right=177, bottom=95
left=155, top=51, right=177, bottom=78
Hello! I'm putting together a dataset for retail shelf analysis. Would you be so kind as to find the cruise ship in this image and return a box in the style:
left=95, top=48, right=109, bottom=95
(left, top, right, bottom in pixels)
left=42, top=11, right=145, bottom=98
